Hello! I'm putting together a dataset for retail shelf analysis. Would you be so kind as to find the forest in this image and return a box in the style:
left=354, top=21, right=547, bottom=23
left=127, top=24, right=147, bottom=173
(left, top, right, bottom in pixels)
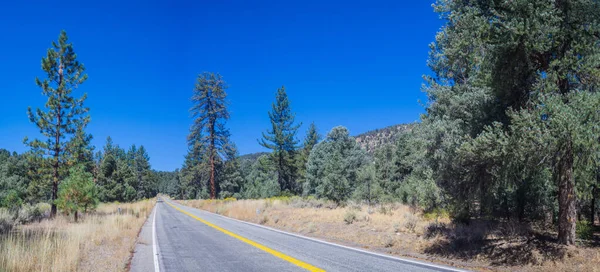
left=1, top=0, right=599, bottom=252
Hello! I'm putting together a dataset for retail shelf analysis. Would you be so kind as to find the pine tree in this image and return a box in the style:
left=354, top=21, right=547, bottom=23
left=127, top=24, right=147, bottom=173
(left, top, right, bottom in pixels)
left=219, top=144, right=244, bottom=199
left=25, top=30, right=89, bottom=217
left=135, top=145, right=153, bottom=199
left=302, top=122, right=320, bottom=154
left=56, top=165, right=98, bottom=222
left=188, top=72, right=231, bottom=199
left=374, top=144, right=395, bottom=199
left=304, top=126, right=367, bottom=203
left=259, top=86, right=301, bottom=194
left=66, top=123, right=95, bottom=174
left=423, top=0, right=600, bottom=244
left=242, top=155, right=280, bottom=199
left=297, top=122, right=321, bottom=187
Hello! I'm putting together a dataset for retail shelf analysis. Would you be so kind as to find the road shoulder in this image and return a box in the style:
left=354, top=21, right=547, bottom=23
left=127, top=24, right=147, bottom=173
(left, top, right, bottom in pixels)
left=130, top=204, right=158, bottom=272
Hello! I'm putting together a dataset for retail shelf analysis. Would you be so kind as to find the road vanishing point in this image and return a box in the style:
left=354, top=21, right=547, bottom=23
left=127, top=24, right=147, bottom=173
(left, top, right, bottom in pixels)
left=130, top=198, right=467, bottom=272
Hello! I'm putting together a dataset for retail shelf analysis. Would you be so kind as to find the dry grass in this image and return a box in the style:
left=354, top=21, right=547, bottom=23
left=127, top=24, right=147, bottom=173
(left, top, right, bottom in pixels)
left=178, top=197, right=600, bottom=272
left=0, top=199, right=154, bottom=272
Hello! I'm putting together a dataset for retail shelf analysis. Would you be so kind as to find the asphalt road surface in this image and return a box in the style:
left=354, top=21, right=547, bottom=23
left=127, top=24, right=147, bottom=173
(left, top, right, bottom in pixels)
left=130, top=198, right=467, bottom=272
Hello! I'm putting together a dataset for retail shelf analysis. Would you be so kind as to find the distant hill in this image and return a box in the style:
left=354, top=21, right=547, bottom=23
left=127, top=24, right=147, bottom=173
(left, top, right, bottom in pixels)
left=238, top=152, right=269, bottom=162
left=354, top=123, right=415, bottom=153
left=238, top=123, right=414, bottom=161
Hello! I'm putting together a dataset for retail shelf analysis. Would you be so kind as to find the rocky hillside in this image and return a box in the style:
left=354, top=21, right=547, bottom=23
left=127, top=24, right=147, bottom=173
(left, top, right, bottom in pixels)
left=354, top=123, right=415, bottom=153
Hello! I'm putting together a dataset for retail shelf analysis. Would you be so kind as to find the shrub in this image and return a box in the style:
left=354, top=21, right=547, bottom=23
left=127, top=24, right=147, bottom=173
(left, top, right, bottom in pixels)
left=16, top=204, right=36, bottom=224
left=306, top=222, right=317, bottom=233
left=378, top=205, right=392, bottom=215
left=576, top=220, right=594, bottom=240
left=16, top=203, right=50, bottom=224
left=0, top=208, right=14, bottom=234
left=36, top=203, right=51, bottom=217
left=215, top=206, right=228, bottom=215
left=259, top=215, right=269, bottom=225
left=424, top=222, right=449, bottom=239
left=382, top=234, right=395, bottom=248
left=403, top=212, right=418, bottom=232
left=393, top=222, right=401, bottom=233
left=423, top=208, right=449, bottom=222
left=344, top=210, right=357, bottom=224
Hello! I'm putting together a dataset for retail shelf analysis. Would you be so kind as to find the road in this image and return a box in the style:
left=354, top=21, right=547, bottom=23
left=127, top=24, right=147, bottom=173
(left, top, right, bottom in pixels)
left=130, top=198, right=466, bottom=272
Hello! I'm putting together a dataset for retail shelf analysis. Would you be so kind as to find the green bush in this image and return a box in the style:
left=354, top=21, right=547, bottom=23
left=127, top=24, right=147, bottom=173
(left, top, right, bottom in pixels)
left=576, top=220, right=594, bottom=240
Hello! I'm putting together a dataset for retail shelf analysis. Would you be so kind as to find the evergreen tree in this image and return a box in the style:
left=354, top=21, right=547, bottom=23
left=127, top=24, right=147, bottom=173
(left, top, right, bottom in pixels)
left=374, top=143, right=396, bottom=201
left=135, top=146, right=154, bottom=199
left=353, top=163, right=383, bottom=205
left=242, top=155, right=280, bottom=199
left=219, top=144, right=244, bottom=198
left=56, top=165, right=98, bottom=222
left=422, top=0, right=600, bottom=244
left=25, top=30, right=89, bottom=217
left=304, top=126, right=367, bottom=203
left=296, top=122, right=321, bottom=188
left=259, top=86, right=301, bottom=194
left=188, top=72, right=231, bottom=199
left=393, top=132, right=413, bottom=183
left=0, top=150, right=30, bottom=209
left=66, top=124, right=95, bottom=174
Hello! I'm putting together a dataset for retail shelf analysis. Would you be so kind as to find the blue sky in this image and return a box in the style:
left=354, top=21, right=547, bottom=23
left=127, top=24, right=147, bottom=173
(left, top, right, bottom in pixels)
left=0, top=1, right=442, bottom=171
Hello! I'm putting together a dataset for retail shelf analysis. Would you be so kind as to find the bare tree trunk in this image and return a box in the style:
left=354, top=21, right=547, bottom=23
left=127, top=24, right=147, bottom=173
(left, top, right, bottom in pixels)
left=74, top=210, right=78, bottom=223
left=209, top=121, right=216, bottom=199
left=558, top=141, right=576, bottom=245
left=51, top=64, right=64, bottom=218
left=591, top=189, right=596, bottom=225
left=279, top=151, right=284, bottom=192
left=592, top=183, right=598, bottom=225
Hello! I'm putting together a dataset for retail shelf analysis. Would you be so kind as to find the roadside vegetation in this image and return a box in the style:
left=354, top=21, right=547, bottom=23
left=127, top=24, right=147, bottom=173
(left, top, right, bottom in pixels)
left=0, top=200, right=153, bottom=272
left=178, top=197, right=600, bottom=271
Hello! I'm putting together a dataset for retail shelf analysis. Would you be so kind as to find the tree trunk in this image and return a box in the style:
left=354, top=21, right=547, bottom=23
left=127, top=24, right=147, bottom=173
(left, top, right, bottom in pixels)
left=74, top=210, right=78, bottom=223
left=279, top=151, right=285, bottom=192
left=51, top=64, right=64, bottom=218
left=51, top=109, right=61, bottom=218
left=209, top=121, right=216, bottom=199
left=558, top=141, right=576, bottom=245
left=591, top=184, right=597, bottom=225
left=591, top=189, right=596, bottom=225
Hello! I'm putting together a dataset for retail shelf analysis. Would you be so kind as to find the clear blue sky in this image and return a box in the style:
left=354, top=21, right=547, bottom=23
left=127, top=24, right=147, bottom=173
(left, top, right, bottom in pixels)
left=0, top=0, right=442, bottom=171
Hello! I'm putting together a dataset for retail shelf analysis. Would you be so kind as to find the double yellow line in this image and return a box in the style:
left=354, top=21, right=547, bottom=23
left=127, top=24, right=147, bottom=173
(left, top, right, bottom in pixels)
left=164, top=200, right=325, bottom=272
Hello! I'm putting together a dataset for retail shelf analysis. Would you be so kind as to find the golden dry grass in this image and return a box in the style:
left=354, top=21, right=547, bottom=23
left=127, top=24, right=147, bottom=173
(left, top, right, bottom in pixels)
left=0, top=199, right=154, bottom=272
left=178, top=197, right=600, bottom=272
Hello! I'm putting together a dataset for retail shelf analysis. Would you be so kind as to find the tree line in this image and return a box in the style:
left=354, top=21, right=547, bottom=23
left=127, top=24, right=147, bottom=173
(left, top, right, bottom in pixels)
left=163, top=0, right=600, bottom=246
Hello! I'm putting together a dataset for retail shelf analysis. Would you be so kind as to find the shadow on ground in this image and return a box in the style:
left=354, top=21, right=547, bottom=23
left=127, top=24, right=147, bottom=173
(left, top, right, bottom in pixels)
left=422, top=220, right=599, bottom=266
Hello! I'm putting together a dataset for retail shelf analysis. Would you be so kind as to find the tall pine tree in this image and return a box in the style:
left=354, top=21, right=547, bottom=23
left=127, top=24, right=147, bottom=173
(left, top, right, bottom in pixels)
left=259, top=86, right=301, bottom=194
left=297, top=122, right=321, bottom=186
left=25, top=30, right=89, bottom=217
left=188, top=72, right=231, bottom=199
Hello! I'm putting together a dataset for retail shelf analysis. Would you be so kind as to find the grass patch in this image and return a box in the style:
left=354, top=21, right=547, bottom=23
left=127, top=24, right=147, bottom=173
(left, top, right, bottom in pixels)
left=0, top=199, right=154, bottom=272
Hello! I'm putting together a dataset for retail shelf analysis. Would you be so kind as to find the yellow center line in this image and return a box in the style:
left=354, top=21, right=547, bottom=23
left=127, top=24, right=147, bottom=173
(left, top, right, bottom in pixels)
left=163, top=200, right=326, bottom=272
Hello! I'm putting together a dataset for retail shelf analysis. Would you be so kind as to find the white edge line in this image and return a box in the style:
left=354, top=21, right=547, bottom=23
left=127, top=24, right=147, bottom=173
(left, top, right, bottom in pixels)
left=167, top=199, right=469, bottom=272
left=152, top=202, right=160, bottom=272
